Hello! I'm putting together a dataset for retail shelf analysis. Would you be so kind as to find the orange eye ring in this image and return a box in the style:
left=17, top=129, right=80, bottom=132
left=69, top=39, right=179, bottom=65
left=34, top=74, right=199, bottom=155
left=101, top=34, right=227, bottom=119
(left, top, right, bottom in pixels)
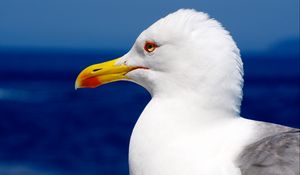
left=144, top=41, right=158, bottom=53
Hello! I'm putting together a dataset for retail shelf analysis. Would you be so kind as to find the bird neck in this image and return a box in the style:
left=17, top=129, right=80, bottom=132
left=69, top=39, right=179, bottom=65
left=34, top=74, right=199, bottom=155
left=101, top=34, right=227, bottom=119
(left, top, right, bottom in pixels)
left=148, top=90, right=240, bottom=125
left=148, top=78, right=242, bottom=121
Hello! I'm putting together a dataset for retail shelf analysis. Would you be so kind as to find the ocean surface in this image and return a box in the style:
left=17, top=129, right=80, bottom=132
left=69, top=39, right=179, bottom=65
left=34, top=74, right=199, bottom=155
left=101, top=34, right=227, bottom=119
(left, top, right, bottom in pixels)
left=0, top=50, right=299, bottom=175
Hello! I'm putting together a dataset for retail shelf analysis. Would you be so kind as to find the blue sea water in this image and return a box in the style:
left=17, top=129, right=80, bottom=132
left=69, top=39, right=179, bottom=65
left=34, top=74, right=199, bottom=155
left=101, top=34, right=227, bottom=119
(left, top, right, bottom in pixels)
left=0, top=50, right=299, bottom=175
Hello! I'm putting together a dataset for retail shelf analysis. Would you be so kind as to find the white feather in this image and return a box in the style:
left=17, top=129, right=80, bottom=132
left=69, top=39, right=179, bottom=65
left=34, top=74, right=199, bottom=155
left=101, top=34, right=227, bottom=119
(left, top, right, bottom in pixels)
left=117, top=9, right=258, bottom=175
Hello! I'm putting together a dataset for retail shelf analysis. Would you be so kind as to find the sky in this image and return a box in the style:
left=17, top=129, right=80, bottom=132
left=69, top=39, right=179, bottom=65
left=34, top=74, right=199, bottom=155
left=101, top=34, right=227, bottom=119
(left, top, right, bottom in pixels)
left=0, top=0, right=299, bottom=52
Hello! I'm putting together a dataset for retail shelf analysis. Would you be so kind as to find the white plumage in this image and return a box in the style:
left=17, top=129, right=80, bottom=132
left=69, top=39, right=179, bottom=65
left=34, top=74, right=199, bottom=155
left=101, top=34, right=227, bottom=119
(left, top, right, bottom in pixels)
left=116, top=9, right=251, bottom=174
left=117, top=9, right=299, bottom=175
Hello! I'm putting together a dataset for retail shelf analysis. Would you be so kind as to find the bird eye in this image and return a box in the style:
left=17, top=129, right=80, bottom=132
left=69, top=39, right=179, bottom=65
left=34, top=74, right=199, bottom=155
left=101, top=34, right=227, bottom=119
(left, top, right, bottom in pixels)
left=144, top=41, right=158, bottom=53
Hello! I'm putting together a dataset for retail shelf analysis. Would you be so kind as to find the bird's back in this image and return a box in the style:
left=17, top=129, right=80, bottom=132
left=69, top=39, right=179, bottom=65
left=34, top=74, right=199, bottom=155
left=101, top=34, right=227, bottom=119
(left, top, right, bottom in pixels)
left=237, top=122, right=300, bottom=175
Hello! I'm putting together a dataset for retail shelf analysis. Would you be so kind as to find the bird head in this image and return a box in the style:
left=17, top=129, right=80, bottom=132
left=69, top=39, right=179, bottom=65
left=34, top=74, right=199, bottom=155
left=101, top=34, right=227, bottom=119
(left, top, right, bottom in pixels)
left=75, top=9, right=243, bottom=113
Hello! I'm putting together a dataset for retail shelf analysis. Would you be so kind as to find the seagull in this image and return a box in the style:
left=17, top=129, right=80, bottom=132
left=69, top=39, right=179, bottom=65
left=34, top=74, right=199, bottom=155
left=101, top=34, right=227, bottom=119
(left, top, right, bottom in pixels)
left=75, top=9, right=300, bottom=175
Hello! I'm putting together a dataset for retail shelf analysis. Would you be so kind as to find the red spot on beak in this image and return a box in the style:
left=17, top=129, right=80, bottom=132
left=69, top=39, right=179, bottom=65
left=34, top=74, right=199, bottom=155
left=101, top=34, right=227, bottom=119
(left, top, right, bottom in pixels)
left=80, top=77, right=101, bottom=88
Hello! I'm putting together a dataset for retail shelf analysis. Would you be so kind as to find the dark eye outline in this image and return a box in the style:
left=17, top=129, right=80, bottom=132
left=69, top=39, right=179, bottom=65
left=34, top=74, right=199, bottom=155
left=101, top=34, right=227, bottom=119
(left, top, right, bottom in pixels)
left=144, top=41, right=158, bottom=53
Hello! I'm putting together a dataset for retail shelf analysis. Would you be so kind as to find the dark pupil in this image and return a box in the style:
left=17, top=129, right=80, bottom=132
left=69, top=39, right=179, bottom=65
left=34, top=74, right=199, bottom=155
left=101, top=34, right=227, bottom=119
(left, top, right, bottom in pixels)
left=148, top=44, right=153, bottom=49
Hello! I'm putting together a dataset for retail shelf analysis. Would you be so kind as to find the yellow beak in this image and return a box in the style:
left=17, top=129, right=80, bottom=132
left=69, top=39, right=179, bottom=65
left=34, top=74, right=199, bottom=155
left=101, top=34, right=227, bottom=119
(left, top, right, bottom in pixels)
left=75, top=58, right=137, bottom=89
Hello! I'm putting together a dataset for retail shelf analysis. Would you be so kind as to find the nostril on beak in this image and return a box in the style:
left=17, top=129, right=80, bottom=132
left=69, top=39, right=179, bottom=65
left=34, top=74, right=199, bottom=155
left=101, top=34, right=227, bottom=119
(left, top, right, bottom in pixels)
left=92, top=68, right=102, bottom=72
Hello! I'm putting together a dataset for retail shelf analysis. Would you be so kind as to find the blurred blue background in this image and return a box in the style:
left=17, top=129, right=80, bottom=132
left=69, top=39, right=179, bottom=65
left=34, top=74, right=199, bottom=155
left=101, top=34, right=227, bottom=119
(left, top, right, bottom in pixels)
left=0, top=0, right=299, bottom=174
